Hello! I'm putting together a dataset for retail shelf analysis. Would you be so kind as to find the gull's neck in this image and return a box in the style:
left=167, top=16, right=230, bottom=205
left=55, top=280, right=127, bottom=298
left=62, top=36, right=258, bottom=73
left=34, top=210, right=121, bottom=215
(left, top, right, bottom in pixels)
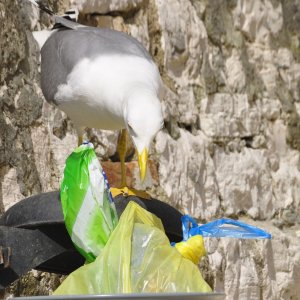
left=123, top=87, right=160, bottom=121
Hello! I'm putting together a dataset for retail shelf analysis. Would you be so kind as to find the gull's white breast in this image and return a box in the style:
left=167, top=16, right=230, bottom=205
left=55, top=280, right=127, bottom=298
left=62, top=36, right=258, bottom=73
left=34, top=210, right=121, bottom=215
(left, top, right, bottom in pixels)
left=54, top=54, right=162, bottom=130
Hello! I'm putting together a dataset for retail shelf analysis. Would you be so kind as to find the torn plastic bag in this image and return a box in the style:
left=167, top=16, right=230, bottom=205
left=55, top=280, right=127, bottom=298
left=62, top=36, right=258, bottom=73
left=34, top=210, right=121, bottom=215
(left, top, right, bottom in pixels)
left=54, top=201, right=212, bottom=295
left=181, top=215, right=272, bottom=240
left=60, top=143, right=118, bottom=263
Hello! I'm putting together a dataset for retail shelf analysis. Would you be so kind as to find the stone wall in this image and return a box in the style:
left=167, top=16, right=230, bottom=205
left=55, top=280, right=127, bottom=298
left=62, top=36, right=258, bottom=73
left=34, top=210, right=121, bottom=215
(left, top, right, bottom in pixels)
left=1, top=0, right=300, bottom=299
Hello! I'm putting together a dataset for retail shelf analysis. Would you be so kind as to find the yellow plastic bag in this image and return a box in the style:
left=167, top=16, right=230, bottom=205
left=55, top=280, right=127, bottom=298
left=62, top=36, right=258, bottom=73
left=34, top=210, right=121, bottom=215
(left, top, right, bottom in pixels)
left=54, top=201, right=211, bottom=295
left=175, top=235, right=206, bottom=265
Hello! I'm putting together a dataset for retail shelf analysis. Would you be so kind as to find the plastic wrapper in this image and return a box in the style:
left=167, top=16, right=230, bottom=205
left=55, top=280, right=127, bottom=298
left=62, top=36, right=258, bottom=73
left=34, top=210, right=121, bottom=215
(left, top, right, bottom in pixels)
left=54, top=201, right=212, bottom=295
left=181, top=215, right=271, bottom=240
left=60, top=143, right=118, bottom=263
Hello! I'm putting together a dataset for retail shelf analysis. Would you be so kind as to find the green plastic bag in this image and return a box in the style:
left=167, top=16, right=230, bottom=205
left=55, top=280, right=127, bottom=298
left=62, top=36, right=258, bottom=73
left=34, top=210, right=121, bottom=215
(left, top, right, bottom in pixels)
left=54, top=201, right=211, bottom=295
left=60, top=143, right=118, bottom=263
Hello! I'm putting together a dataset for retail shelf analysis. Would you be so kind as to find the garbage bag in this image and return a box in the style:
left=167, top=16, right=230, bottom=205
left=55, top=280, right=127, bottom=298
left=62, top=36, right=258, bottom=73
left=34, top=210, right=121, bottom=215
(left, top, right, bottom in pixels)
left=60, top=142, right=118, bottom=263
left=54, top=201, right=212, bottom=295
left=181, top=215, right=272, bottom=240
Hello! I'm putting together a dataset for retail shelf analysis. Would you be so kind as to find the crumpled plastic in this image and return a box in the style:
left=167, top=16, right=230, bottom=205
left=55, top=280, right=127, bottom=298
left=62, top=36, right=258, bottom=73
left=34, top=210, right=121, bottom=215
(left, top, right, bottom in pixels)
left=172, top=214, right=271, bottom=266
left=60, top=142, right=118, bottom=263
left=174, top=235, right=206, bottom=265
left=54, top=201, right=212, bottom=295
left=181, top=215, right=272, bottom=240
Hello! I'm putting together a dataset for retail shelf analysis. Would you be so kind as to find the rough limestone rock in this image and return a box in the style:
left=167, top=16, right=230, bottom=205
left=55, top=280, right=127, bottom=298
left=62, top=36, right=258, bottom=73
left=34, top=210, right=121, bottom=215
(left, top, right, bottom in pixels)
left=1, top=0, right=300, bottom=299
left=205, top=219, right=300, bottom=299
left=70, top=0, right=146, bottom=15
left=155, top=129, right=220, bottom=220
left=200, top=93, right=261, bottom=139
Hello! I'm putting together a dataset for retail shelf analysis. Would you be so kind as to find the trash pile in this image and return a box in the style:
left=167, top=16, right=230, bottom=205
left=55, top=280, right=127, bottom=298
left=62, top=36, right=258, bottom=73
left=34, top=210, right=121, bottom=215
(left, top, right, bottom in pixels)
left=54, top=143, right=271, bottom=295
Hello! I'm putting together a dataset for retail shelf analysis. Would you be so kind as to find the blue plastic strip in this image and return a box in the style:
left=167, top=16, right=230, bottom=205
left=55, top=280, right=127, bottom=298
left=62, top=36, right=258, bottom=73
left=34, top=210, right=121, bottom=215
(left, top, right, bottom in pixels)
left=181, top=216, right=271, bottom=240
left=181, top=215, right=199, bottom=241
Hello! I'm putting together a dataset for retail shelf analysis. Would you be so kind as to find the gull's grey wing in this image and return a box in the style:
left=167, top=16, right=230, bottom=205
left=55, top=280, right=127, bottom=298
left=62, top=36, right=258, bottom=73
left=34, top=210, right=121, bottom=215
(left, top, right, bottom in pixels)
left=41, top=26, right=152, bottom=102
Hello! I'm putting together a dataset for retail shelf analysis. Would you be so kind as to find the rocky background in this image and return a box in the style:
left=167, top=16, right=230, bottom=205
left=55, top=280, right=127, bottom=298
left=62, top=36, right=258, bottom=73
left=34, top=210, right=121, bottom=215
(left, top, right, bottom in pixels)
left=1, top=0, right=300, bottom=299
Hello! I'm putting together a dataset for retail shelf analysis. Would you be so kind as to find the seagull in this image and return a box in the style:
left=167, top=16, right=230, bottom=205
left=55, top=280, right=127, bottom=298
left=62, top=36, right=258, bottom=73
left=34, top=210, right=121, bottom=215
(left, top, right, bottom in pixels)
left=27, top=0, right=164, bottom=195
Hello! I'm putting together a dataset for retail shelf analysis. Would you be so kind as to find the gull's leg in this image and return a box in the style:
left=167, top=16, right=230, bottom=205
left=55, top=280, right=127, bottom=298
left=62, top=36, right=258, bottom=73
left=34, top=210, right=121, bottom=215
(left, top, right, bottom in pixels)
left=111, top=129, right=130, bottom=197
left=78, top=135, right=83, bottom=146
left=76, top=126, right=85, bottom=146
left=110, top=129, right=151, bottom=200
left=117, top=129, right=127, bottom=188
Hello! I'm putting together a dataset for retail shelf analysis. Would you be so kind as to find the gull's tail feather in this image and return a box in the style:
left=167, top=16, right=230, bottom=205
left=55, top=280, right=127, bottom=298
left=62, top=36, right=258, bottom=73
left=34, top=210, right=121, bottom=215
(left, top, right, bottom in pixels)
left=24, top=0, right=82, bottom=31
left=26, top=0, right=54, bottom=16
left=62, top=8, right=79, bottom=23
left=25, top=0, right=81, bottom=49
left=53, top=8, right=79, bottom=29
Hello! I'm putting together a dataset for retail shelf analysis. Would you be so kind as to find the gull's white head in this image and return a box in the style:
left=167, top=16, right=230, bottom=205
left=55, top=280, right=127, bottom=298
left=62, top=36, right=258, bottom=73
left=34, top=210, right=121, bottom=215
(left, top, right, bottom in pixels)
left=125, top=90, right=163, bottom=181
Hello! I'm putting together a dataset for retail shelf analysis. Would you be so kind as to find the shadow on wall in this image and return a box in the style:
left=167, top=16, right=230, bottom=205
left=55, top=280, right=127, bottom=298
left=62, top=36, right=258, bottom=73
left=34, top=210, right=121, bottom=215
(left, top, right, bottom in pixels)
left=0, top=1, right=45, bottom=213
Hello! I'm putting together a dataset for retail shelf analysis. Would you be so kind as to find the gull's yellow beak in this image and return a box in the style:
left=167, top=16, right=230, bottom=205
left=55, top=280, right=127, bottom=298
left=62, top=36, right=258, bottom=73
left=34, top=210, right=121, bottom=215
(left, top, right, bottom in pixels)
left=138, top=148, right=148, bottom=182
